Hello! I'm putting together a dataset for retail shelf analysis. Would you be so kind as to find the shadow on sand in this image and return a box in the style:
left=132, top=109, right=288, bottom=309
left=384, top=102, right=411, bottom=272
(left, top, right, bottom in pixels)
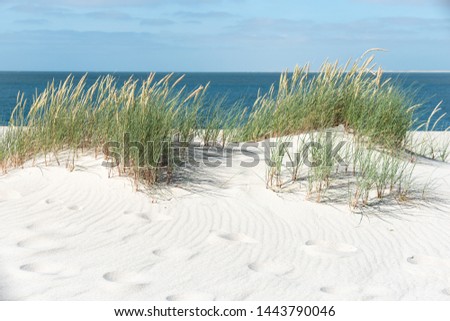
left=122, top=143, right=449, bottom=220
left=138, top=143, right=248, bottom=199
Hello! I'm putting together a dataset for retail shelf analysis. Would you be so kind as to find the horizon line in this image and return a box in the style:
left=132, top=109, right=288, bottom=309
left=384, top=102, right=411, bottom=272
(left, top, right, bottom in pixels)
left=1, top=70, right=450, bottom=73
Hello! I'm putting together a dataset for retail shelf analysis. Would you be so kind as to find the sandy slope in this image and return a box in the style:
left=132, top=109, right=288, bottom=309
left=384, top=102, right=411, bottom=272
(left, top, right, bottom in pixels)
left=1, top=132, right=450, bottom=300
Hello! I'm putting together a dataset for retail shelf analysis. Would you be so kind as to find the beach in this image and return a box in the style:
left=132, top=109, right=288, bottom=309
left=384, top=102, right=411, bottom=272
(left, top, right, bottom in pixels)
left=1, top=130, right=450, bottom=301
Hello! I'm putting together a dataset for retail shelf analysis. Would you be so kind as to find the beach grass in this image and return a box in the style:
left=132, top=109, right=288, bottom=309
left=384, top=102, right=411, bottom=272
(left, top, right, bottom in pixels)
left=241, top=51, right=417, bottom=150
left=405, top=102, right=450, bottom=162
left=2, top=73, right=207, bottom=187
left=0, top=51, right=446, bottom=209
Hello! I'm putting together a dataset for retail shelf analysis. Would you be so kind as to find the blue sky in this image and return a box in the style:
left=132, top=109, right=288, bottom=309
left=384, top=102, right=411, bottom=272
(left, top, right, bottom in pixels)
left=0, top=0, right=449, bottom=71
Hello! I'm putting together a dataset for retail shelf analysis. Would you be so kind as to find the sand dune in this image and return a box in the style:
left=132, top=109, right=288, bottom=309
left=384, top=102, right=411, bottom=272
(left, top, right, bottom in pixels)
left=1, top=133, right=450, bottom=300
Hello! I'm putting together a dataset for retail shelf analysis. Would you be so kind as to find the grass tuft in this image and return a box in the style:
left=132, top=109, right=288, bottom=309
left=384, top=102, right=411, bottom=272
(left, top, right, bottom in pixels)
left=0, top=51, right=444, bottom=211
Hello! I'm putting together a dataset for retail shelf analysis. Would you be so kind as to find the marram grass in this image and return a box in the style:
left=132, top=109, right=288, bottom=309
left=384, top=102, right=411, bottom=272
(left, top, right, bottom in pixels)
left=3, top=73, right=208, bottom=187
left=0, top=51, right=446, bottom=209
left=241, top=52, right=417, bottom=149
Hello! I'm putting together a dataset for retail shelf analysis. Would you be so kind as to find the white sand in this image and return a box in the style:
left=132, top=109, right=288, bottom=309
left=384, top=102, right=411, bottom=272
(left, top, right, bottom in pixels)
left=1, top=131, right=450, bottom=300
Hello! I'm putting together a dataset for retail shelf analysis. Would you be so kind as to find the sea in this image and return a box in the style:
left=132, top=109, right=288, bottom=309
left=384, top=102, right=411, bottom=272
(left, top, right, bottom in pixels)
left=0, top=72, right=449, bottom=129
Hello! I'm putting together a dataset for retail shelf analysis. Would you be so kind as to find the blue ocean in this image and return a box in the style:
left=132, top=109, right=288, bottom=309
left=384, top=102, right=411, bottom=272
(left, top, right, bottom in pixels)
left=0, top=72, right=449, bottom=129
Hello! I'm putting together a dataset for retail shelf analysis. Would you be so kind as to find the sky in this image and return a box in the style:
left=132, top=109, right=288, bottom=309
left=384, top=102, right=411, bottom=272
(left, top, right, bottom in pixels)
left=0, top=0, right=449, bottom=72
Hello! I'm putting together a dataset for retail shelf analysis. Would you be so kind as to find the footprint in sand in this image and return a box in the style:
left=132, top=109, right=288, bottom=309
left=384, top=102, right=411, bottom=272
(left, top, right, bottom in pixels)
left=153, top=248, right=197, bottom=260
left=0, top=188, right=22, bottom=202
left=20, top=262, right=63, bottom=275
left=29, top=199, right=63, bottom=211
left=208, top=231, right=258, bottom=245
left=304, top=240, right=359, bottom=257
left=248, top=261, right=294, bottom=276
left=44, top=198, right=62, bottom=205
left=320, top=285, right=361, bottom=296
left=102, top=270, right=152, bottom=288
left=20, top=262, right=79, bottom=277
left=405, top=255, right=450, bottom=276
left=67, top=205, right=82, bottom=211
left=407, top=255, right=450, bottom=267
left=166, top=292, right=215, bottom=301
left=17, top=235, right=65, bottom=252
